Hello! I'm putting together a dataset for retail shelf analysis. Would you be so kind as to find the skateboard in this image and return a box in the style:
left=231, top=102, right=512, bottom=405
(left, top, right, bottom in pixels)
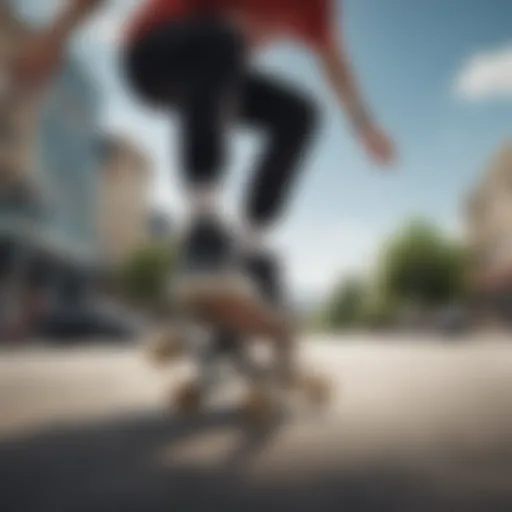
left=147, top=251, right=331, bottom=423
left=145, top=323, right=331, bottom=424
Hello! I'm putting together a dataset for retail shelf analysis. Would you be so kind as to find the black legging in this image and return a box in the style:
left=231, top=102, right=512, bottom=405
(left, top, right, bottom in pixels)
left=124, top=16, right=318, bottom=226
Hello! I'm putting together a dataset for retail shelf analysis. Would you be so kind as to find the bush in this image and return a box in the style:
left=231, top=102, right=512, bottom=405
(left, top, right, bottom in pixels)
left=117, top=243, right=175, bottom=311
left=319, top=219, right=470, bottom=332
left=378, top=219, right=469, bottom=308
left=361, top=298, right=399, bottom=330
left=322, top=277, right=367, bottom=330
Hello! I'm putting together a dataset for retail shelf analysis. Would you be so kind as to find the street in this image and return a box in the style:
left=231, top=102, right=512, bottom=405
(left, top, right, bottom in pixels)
left=1, top=335, right=512, bottom=512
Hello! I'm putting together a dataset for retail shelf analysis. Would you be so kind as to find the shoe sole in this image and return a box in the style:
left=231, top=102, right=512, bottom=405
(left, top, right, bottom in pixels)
left=173, top=274, right=290, bottom=339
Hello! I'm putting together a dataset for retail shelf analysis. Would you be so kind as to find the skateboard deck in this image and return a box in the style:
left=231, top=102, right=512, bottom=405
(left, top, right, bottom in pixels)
left=172, top=272, right=293, bottom=344
left=145, top=324, right=331, bottom=425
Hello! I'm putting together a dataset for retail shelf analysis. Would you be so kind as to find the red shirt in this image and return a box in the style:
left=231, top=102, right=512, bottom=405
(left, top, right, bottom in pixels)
left=126, top=0, right=335, bottom=50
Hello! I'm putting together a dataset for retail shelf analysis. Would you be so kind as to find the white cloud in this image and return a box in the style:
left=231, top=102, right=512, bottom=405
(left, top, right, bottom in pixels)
left=454, top=45, right=512, bottom=101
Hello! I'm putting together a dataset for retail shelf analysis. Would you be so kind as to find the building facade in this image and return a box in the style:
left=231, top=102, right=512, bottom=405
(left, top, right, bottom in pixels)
left=0, top=3, right=37, bottom=190
left=0, top=2, right=42, bottom=327
left=1, top=0, right=101, bottom=262
left=36, top=57, right=102, bottom=266
left=97, top=135, right=151, bottom=266
left=0, top=1, right=104, bottom=336
left=466, top=141, right=512, bottom=320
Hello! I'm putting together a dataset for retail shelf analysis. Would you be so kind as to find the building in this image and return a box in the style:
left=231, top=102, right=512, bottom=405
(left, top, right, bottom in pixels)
left=0, top=1, right=105, bottom=337
left=0, top=0, right=40, bottom=224
left=36, top=56, right=102, bottom=267
left=1, top=0, right=101, bottom=264
left=0, top=2, right=43, bottom=334
left=0, top=2, right=37, bottom=191
left=97, top=135, right=151, bottom=266
left=466, top=141, right=512, bottom=320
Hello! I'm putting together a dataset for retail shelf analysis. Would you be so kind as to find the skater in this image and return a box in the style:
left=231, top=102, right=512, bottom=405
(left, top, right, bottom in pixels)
left=13, top=0, right=396, bottom=340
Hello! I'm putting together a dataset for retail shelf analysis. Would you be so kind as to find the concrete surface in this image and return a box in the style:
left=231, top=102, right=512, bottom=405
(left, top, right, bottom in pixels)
left=1, top=334, right=512, bottom=512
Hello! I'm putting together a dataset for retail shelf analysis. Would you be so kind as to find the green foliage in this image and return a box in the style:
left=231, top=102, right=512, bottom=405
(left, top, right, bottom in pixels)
left=117, top=243, right=175, bottom=309
left=360, top=297, right=399, bottom=329
left=323, top=276, right=367, bottom=329
left=321, top=218, right=470, bottom=331
left=378, top=219, right=468, bottom=308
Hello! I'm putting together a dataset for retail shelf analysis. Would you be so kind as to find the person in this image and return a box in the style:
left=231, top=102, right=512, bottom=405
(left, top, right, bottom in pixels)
left=13, top=0, right=396, bottom=339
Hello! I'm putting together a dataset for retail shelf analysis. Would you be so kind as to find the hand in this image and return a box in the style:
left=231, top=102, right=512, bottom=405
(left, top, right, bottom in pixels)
left=12, top=33, right=65, bottom=92
left=359, top=123, right=397, bottom=167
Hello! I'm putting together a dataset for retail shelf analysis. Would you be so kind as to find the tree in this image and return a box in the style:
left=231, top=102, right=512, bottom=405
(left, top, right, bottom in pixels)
left=360, top=296, right=399, bottom=330
left=323, top=276, right=367, bottom=329
left=378, top=219, right=468, bottom=309
left=117, top=243, right=175, bottom=311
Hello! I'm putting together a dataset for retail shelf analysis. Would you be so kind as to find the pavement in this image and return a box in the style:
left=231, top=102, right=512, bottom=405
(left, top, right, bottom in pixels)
left=1, top=334, right=512, bottom=512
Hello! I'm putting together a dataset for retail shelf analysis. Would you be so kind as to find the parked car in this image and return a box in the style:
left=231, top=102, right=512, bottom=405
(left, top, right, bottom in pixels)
left=434, top=305, right=472, bottom=337
left=36, top=300, right=146, bottom=343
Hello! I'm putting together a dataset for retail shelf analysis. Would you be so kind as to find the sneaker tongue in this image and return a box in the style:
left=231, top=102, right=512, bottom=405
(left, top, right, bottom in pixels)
left=185, top=218, right=235, bottom=268
left=181, top=212, right=223, bottom=237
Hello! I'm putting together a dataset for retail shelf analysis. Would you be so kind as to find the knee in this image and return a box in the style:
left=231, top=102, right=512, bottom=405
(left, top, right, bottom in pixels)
left=279, top=95, right=319, bottom=142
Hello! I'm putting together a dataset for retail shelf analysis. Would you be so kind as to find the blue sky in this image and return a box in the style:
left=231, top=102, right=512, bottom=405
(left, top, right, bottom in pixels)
left=16, top=0, right=512, bottom=298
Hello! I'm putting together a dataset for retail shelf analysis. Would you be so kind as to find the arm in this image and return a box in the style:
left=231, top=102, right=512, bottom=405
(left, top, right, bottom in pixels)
left=320, top=40, right=373, bottom=133
left=318, top=34, right=396, bottom=166
left=13, top=0, right=105, bottom=90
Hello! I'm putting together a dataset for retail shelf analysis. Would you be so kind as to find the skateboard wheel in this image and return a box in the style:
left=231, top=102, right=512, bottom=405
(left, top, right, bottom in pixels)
left=147, top=329, right=185, bottom=367
left=242, top=388, right=277, bottom=425
left=172, top=381, right=202, bottom=415
left=302, top=375, right=331, bottom=405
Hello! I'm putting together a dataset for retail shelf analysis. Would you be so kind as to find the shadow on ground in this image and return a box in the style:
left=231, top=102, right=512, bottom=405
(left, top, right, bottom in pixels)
left=1, top=408, right=512, bottom=512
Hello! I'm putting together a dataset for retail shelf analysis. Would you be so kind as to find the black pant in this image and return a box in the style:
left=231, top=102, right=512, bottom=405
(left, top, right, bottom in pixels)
left=124, top=16, right=317, bottom=226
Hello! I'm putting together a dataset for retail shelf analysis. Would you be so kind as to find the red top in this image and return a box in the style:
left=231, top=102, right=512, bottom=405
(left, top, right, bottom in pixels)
left=125, top=0, right=336, bottom=50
